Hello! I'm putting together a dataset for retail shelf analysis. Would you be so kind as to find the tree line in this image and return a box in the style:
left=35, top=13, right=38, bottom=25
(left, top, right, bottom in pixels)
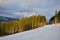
left=49, top=10, right=60, bottom=24
left=0, top=15, right=46, bottom=36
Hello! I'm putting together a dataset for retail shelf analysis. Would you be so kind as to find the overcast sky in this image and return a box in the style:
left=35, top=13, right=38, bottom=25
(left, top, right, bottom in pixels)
left=0, top=0, right=60, bottom=19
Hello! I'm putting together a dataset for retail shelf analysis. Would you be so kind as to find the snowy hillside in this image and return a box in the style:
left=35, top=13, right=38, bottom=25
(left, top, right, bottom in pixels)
left=0, top=24, right=60, bottom=40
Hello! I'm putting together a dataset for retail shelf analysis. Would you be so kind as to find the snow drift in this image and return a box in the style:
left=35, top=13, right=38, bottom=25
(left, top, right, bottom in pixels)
left=0, top=24, right=60, bottom=40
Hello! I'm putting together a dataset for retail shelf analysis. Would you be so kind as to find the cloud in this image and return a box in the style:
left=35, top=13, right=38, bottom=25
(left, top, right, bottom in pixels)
left=12, top=12, right=36, bottom=18
left=0, top=0, right=60, bottom=19
left=0, top=0, right=60, bottom=9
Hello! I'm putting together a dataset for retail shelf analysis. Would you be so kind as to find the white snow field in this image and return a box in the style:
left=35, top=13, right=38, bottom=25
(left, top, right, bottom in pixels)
left=0, top=24, right=60, bottom=40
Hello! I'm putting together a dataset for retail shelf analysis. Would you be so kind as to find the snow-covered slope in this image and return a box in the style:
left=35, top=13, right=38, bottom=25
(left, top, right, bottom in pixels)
left=0, top=24, right=60, bottom=40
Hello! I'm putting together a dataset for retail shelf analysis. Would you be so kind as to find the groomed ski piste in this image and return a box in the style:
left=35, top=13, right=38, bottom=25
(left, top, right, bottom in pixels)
left=0, top=24, right=60, bottom=40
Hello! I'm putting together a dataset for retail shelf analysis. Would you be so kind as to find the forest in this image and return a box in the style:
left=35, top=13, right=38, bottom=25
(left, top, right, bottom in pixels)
left=0, top=15, right=46, bottom=36
left=49, top=11, right=60, bottom=24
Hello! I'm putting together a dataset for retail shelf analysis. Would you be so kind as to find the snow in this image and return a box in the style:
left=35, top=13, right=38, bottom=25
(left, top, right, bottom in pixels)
left=0, top=24, right=60, bottom=40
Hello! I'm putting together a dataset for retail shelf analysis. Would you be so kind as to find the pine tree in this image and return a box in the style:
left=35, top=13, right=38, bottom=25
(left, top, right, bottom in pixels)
left=55, top=10, right=57, bottom=25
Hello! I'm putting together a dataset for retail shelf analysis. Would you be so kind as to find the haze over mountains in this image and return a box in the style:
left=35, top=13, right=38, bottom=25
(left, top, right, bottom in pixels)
left=0, top=16, right=18, bottom=23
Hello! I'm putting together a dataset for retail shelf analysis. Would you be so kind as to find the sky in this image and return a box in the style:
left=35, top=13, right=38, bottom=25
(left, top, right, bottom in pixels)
left=0, top=0, right=60, bottom=19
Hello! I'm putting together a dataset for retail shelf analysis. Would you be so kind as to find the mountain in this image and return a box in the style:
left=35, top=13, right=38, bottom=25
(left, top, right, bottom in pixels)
left=0, top=16, right=19, bottom=23
left=0, top=24, right=60, bottom=40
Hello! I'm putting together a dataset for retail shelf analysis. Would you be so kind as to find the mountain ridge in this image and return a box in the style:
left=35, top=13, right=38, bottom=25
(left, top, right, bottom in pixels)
left=0, top=16, right=19, bottom=23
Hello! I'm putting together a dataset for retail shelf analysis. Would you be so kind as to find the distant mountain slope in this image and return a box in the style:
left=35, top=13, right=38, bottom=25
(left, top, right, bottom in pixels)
left=0, top=24, right=60, bottom=40
left=0, top=16, right=18, bottom=23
